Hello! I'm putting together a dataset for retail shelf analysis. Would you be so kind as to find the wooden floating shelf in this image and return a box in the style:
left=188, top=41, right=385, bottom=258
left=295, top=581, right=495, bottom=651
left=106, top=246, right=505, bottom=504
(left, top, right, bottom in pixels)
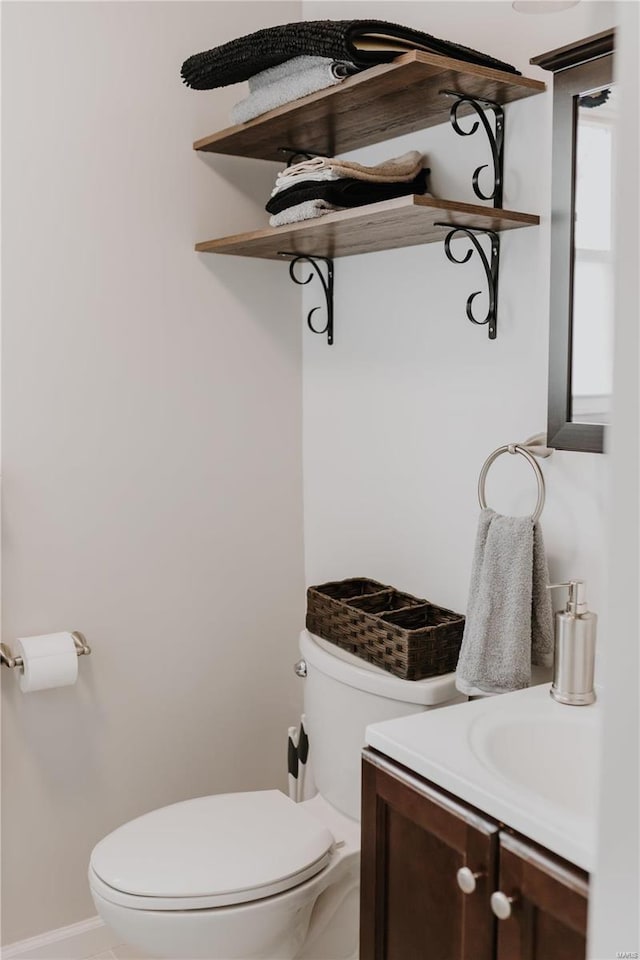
left=193, top=50, right=545, bottom=162
left=195, top=195, right=539, bottom=261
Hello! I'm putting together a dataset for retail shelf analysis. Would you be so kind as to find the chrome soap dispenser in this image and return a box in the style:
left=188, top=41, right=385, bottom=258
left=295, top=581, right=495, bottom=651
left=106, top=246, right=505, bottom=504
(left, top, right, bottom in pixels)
left=547, top=580, right=597, bottom=705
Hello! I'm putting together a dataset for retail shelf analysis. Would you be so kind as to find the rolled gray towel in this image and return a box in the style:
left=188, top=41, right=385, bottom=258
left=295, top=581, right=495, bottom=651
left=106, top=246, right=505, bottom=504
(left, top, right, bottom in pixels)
left=231, top=59, right=356, bottom=124
left=249, top=55, right=356, bottom=92
left=455, top=509, right=554, bottom=696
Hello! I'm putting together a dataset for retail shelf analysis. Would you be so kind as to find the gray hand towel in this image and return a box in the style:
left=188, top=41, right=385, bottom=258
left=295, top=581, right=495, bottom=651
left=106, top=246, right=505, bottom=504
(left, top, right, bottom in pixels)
left=455, top=508, right=554, bottom=696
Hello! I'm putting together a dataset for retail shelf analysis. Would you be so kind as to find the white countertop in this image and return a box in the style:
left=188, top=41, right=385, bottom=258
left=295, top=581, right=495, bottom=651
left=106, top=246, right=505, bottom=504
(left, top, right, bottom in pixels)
left=366, top=683, right=600, bottom=871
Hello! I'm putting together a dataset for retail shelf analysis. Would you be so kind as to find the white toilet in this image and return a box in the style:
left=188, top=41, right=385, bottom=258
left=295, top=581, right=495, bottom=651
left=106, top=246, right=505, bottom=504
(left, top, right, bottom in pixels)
left=89, top=630, right=463, bottom=959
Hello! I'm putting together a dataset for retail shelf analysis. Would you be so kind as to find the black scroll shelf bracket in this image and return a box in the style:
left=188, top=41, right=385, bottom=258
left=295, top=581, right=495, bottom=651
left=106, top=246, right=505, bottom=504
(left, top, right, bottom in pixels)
left=440, top=91, right=505, bottom=209
left=277, top=147, right=327, bottom=167
left=278, top=252, right=334, bottom=345
left=435, top=224, right=500, bottom=340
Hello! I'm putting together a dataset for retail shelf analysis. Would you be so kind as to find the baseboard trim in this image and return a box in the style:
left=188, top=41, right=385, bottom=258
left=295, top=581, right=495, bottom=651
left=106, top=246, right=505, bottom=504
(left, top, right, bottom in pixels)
left=1, top=916, right=119, bottom=960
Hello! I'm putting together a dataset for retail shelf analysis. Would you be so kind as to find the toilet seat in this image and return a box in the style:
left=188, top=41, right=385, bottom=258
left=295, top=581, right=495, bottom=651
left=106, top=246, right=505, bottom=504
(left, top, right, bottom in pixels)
left=89, top=790, right=334, bottom=911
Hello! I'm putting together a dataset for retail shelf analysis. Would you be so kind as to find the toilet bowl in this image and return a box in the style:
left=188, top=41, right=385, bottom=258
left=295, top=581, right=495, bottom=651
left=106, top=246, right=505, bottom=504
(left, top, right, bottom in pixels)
left=90, top=792, right=360, bottom=960
left=90, top=630, right=463, bottom=959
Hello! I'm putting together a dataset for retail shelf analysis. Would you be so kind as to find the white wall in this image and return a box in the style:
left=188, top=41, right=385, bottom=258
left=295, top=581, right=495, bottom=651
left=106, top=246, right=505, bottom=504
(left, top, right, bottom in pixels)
left=1, top=0, right=303, bottom=944
left=302, top=1, right=635, bottom=955
left=302, top=0, right=613, bottom=628
left=589, top=2, right=640, bottom=955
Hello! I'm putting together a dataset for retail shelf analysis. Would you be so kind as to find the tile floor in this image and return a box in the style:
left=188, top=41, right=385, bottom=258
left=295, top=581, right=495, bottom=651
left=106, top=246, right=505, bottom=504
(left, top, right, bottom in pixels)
left=89, top=946, right=155, bottom=960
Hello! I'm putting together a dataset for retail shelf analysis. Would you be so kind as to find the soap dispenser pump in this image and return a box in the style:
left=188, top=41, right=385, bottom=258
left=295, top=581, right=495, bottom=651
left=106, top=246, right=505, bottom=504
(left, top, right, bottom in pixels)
left=547, top=580, right=597, bottom=705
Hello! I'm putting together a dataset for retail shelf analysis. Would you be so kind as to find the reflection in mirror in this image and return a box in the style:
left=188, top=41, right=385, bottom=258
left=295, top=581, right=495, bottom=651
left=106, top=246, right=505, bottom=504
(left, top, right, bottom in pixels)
left=532, top=30, right=614, bottom=453
left=572, top=84, right=615, bottom=424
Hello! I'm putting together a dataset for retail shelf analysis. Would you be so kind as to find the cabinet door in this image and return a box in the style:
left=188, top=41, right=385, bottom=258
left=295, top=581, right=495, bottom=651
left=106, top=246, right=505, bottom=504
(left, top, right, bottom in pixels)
left=361, top=749, right=499, bottom=960
left=494, top=832, right=589, bottom=960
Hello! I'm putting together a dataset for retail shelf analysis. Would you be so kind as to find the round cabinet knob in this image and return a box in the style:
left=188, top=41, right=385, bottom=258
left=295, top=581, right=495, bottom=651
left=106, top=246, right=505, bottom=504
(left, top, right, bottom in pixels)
left=456, top=867, right=484, bottom=894
left=491, top=891, right=516, bottom=920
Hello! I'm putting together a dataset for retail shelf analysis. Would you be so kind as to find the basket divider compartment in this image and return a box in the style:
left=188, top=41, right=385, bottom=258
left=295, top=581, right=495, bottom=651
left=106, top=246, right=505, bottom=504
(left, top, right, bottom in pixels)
left=347, top=591, right=424, bottom=615
left=379, top=603, right=463, bottom=629
left=312, top=577, right=388, bottom=601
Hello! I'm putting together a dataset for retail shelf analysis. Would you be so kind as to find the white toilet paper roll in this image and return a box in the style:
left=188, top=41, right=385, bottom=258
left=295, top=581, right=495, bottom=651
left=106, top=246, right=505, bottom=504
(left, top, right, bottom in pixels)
left=16, top=632, right=79, bottom=693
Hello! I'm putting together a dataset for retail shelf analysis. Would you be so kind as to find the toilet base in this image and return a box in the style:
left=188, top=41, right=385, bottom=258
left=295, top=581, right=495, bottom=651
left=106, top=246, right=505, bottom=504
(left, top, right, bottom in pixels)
left=296, top=880, right=359, bottom=959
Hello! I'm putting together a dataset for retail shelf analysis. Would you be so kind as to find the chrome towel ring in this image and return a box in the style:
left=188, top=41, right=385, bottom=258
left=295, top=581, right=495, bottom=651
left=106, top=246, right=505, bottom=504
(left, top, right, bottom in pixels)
left=478, top=433, right=552, bottom=524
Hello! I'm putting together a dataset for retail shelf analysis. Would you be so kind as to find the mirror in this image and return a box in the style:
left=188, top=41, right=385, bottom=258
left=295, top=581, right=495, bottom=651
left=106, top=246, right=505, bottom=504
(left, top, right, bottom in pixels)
left=532, top=30, right=615, bottom=453
left=572, top=82, right=615, bottom=425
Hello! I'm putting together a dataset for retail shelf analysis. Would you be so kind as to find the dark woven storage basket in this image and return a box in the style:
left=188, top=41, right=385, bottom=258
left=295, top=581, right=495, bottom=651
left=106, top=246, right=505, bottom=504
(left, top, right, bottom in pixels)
left=306, top=577, right=464, bottom=681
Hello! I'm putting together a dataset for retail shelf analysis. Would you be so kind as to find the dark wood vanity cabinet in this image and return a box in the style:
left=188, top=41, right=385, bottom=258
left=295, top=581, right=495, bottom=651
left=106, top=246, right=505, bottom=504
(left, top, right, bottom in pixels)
left=495, top=832, right=589, bottom=960
left=361, top=750, right=589, bottom=960
left=360, top=750, right=499, bottom=960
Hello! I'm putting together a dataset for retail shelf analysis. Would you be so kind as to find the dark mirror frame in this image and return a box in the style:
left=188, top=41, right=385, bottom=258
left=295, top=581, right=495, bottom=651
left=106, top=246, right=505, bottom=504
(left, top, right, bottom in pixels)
left=532, top=30, right=614, bottom=454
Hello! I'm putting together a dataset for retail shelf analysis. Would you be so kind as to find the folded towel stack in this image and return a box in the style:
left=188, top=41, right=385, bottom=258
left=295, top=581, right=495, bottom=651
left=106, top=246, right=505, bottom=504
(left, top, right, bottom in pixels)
left=271, top=151, right=428, bottom=193
left=181, top=19, right=520, bottom=122
left=455, top=508, right=554, bottom=697
left=266, top=149, right=430, bottom=227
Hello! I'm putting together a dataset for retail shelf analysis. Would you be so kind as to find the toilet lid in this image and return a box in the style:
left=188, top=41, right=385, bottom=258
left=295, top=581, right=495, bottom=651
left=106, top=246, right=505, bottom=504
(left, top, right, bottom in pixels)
left=90, top=790, right=334, bottom=910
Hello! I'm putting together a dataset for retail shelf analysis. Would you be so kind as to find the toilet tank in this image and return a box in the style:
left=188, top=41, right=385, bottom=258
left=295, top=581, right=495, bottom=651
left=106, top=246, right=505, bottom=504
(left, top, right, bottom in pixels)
left=299, top=630, right=464, bottom=821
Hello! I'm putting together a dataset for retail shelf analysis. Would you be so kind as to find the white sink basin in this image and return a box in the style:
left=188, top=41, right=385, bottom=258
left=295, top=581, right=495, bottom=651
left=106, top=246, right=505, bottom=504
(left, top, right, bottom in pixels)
left=468, top=708, right=600, bottom=819
left=366, top=683, right=601, bottom=870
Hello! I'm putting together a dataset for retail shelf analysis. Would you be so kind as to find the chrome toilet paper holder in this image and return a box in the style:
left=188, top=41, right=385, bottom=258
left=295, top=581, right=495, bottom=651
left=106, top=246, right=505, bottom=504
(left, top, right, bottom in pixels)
left=0, top=632, right=91, bottom=670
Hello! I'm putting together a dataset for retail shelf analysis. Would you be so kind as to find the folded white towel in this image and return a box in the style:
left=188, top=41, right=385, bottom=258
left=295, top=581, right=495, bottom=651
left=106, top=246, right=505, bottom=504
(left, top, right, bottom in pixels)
left=269, top=199, right=343, bottom=227
left=455, top=509, right=554, bottom=697
left=279, top=156, right=327, bottom=177
left=278, top=149, right=425, bottom=183
left=249, top=55, right=350, bottom=92
left=271, top=168, right=340, bottom=197
left=231, top=58, right=355, bottom=124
